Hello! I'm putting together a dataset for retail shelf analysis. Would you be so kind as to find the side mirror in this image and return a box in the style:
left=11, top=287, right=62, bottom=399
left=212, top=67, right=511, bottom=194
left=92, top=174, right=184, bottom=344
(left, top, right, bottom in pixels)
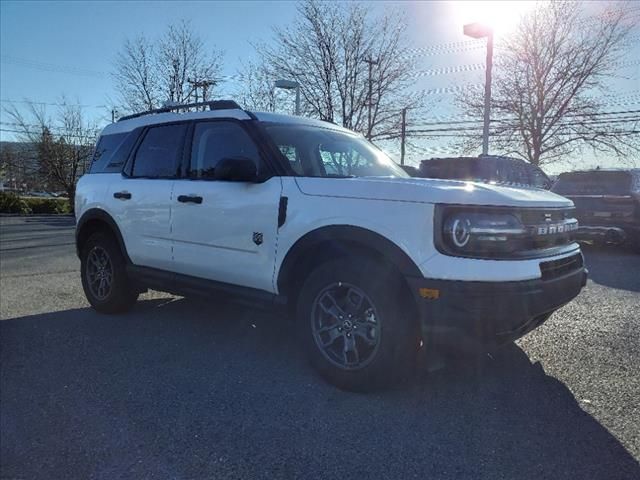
left=214, top=156, right=258, bottom=182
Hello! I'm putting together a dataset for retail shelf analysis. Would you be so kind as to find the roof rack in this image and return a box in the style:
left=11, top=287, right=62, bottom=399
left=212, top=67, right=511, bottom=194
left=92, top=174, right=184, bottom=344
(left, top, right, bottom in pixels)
left=117, top=100, right=243, bottom=122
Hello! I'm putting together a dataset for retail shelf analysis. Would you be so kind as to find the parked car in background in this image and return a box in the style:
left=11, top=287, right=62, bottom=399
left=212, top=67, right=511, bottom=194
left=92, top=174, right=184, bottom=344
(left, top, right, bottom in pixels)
left=25, top=191, right=57, bottom=198
left=399, top=165, right=420, bottom=177
left=413, top=155, right=552, bottom=189
left=552, top=169, right=640, bottom=250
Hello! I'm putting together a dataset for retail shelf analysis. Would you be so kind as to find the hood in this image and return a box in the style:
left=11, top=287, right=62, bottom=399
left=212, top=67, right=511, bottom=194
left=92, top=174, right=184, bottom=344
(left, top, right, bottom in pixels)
left=295, top=176, right=574, bottom=208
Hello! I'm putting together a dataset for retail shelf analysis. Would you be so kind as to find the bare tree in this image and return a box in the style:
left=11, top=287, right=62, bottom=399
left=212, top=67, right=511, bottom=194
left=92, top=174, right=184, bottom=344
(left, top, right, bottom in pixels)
left=235, top=61, right=277, bottom=113
left=114, top=36, right=160, bottom=112
left=245, top=0, right=423, bottom=140
left=457, top=2, right=639, bottom=166
left=113, top=20, right=224, bottom=113
left=3, top=101, right=97, bottom=208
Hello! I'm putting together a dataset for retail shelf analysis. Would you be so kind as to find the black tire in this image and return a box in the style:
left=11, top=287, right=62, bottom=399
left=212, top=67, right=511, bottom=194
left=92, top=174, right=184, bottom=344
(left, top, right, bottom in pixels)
left=297, top=257, right=419, bottom=392
left=80, top=231, right=139, bottom=313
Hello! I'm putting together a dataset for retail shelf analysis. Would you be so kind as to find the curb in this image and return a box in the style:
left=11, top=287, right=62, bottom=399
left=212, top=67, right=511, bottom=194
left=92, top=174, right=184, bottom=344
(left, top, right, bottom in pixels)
left=0, top=213, right=75, bottom=218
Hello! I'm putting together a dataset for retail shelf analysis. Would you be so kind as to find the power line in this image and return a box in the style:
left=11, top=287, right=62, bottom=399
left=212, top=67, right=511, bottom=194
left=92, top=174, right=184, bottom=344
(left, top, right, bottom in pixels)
left=0, top=98, right=108, bottom=109
left=0, top=55, right=107, bottom=78
left=410, top=110, right=640, bottom=127
left=0, top=121, right=101, bottom=133
left=412, top=63, right=485, bottom=78
left=404, top=118, right=639, bottom=135
left=0, top=128, right=98, bottom=139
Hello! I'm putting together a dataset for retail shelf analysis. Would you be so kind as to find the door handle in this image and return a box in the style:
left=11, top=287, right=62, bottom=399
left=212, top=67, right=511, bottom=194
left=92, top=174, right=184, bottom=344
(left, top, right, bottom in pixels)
left=177, top=195, right=203, bottom=204
left=113, top=191, right=131, bottom=200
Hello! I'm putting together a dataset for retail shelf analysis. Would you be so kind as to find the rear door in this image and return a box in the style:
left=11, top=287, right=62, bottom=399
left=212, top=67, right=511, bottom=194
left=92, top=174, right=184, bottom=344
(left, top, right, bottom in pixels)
left=107, top=123, right=187, bottom=271
left=171, top=120, right=282, bottom=292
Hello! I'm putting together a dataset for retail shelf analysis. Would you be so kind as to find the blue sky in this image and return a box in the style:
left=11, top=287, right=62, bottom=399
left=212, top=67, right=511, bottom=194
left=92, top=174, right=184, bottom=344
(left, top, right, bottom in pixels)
left=1, top=0, right=638, bottom=172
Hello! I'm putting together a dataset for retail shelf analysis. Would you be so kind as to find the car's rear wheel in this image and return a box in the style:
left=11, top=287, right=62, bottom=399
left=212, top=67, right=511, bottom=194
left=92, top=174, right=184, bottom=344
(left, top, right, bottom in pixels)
left=81, top=231, right=138, bottom=313
left=297, top=258, right=419, bottom=391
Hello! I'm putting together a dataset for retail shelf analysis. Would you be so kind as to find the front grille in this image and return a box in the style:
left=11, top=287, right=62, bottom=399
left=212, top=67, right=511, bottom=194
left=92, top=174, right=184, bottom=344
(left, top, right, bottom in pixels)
left=520, top=208, right=574, bottom=224
left=540, top=253, right=583, bottom=280
left=518, top=207, right=578, bottom=251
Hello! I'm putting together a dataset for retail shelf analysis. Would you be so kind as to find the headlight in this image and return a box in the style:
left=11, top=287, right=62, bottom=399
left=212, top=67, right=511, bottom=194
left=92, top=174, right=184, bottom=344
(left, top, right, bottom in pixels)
left=436, top=206, right=527, bottom=257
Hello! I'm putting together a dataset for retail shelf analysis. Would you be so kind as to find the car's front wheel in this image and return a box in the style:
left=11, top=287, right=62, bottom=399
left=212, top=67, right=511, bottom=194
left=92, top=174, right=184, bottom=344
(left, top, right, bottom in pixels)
left=80, top=231, right=139, bottom=313
left=297, top=258, right=419, bottom=391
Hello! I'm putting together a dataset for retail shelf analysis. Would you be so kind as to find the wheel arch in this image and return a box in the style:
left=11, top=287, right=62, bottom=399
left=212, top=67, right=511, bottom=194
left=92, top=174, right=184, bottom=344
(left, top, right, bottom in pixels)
left=76, top=208, right=130, bottom=263
left=277, top=225, right=422, bottom=301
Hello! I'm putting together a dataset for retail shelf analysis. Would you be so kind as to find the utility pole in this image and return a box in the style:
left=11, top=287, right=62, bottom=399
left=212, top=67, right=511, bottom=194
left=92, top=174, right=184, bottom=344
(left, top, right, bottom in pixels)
left=400, top=107, right=407, bottom=165
left=364, top=57, right=379, bottom=139
left=188, top=78, right=217, bottom=109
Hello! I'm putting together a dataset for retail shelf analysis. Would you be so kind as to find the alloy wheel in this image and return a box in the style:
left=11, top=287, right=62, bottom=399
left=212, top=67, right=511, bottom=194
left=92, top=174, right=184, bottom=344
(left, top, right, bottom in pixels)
left=86, top=246, right=114, bottom=300
left=310, top=282, right=381, bottom=370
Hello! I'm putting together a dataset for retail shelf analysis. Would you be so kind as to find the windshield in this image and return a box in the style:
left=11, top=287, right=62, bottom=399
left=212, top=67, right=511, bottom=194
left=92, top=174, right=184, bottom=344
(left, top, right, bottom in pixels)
left=553, top=171, right=632, bottom=195
left=264, top=123, right=408, bottom=178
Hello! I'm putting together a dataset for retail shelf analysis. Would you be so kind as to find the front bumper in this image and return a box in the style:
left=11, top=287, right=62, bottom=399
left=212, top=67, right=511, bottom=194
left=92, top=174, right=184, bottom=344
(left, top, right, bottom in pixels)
left=406, top=257, right=588, bottom=352
left=576, top=226, right=626, bottom=244
left=575, top=224, right=640, bottom=246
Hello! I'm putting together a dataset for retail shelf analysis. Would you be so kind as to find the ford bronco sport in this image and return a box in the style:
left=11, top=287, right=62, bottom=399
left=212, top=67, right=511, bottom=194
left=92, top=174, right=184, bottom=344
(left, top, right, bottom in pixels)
left=75, top=100, right=587, bottom=391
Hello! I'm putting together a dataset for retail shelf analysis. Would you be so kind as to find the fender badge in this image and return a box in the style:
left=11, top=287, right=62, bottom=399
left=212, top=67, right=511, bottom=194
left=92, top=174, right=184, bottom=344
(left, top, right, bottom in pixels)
left=253, top=232, right=263, bottom=245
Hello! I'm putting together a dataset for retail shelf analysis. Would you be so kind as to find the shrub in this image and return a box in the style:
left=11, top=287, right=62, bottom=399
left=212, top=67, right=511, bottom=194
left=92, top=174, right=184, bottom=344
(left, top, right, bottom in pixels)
left=0, top=191, right=32, bottom=214
left=0, top=192, right=71, bottom=214
left=22, top=197, right=71, bottom=214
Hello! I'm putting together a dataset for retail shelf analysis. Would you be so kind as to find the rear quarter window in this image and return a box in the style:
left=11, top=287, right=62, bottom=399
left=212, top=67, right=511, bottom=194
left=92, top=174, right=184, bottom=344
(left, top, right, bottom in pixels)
left=90, top=130, right=140, bottom=174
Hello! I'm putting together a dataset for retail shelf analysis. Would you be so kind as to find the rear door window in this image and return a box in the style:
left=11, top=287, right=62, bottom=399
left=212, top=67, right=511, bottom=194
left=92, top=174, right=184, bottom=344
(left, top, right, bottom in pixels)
left=132, top=124, right=186, bottom=178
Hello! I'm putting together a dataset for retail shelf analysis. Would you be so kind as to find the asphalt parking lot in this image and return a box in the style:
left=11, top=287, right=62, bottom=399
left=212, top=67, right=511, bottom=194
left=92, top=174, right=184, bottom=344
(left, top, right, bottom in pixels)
left=1, top=215, right=639, bottom=479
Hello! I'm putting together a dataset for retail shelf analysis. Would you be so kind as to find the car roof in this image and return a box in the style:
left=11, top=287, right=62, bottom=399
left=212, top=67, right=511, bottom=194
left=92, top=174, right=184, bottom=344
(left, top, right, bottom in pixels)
left=250, top=111, right=354, bottom=134
left=421, top=155, right=527, bottom=164
left=101, top=108, right=253, bottom=136
left=100, top=108, right=355, bottom=137
left=558, top=168, right=640, bottom=176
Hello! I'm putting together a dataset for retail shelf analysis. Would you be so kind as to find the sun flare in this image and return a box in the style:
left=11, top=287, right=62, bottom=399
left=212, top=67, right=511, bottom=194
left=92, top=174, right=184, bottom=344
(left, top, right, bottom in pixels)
left=452, top=1, right=539, bottom=37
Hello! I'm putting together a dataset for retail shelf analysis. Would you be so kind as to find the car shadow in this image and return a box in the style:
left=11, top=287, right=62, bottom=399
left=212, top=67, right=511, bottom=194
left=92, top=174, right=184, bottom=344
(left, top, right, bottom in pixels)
left=1, top=298, right=638, bottom=480
left=581, top=243, right=640, bottom=293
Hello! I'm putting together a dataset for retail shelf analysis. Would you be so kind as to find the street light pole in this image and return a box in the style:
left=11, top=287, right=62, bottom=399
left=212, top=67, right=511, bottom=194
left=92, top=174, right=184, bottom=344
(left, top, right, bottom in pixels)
left=464, top=22, right=494, bottom=156
left=481, top=31, right=494, bottom=156
left=274, top=79, right=301, bottom=115
left=364, top=57, right=379, bottom=140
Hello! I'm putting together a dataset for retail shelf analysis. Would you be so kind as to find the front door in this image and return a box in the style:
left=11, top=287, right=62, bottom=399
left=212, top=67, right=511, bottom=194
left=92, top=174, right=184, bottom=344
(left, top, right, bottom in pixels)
left=171, top=120, right=282, bottom=293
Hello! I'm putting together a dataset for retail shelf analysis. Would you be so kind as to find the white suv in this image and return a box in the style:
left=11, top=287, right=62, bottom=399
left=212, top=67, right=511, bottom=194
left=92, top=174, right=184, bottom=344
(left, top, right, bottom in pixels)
left=75, top=100, right=587, bottom=391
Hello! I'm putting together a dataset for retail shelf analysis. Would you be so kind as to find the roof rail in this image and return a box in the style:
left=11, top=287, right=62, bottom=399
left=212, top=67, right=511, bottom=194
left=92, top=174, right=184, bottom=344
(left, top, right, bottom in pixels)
left=117, top=100, right=243, bottom=122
